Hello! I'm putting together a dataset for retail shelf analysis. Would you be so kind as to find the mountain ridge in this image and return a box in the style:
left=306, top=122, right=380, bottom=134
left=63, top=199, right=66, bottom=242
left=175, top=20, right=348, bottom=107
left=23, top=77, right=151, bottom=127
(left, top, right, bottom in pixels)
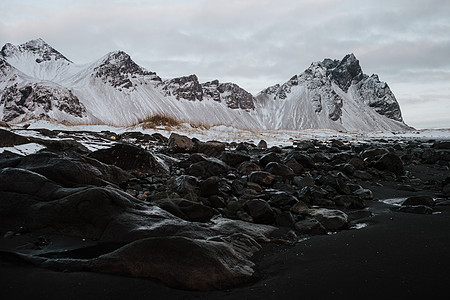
left=0, top=38, right=411, bottom=131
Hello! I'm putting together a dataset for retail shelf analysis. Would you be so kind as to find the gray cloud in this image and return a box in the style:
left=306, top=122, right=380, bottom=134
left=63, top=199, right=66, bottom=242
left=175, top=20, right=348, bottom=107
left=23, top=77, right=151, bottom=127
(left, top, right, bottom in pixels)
left=0, top=0, right=449, bottom=128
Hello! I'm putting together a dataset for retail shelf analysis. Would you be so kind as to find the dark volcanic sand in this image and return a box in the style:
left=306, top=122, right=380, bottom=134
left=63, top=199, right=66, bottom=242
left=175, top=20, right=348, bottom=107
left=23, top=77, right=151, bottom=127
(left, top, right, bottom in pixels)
left=1, top=188, right=449, bottom=299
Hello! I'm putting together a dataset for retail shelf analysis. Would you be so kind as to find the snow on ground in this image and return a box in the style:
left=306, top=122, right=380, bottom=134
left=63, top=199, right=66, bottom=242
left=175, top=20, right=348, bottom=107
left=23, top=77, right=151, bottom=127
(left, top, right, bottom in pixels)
left=0, top=143, right=46, bottom=155
left=5, top=120, right=449, bottom=151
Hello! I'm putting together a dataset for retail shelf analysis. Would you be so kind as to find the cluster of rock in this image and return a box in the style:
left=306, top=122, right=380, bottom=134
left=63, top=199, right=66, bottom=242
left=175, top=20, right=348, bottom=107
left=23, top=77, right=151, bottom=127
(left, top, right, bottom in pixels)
left=161, top=76, right=255, bottom=110
left=1, top=126, right=449, bottom=290
left=0, top=83, right=87, bottom=122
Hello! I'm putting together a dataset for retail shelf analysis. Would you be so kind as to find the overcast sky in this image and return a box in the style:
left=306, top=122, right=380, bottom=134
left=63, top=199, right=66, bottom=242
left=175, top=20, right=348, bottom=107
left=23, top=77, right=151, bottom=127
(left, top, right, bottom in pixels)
left=1, top=0, right=449, bottom=129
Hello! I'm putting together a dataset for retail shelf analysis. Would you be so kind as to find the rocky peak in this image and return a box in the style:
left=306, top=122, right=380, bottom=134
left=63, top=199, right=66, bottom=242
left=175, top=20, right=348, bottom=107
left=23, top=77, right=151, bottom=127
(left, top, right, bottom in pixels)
left=1, top=38, right=72, bottom=64
left=323, top=53, right=364, bottom=92
left=161, top=74, right=203, bottom=101
left=93, top=51, right=160, bottom=89
left=216, top=82, right=255, bottom=110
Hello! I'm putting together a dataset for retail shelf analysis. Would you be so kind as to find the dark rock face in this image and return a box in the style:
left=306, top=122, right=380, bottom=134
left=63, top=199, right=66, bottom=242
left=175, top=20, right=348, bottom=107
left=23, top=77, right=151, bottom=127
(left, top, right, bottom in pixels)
left=162, top=74, right=203, bottom=101
left=324, top=54, right=364, bottom=92
left=161, top=78, right=256, bottom=110
left=0, top=84, right=87, bottom=122
left=216, top=82, right=255, bottom=110
left=94, top=51, right=160, bottom=90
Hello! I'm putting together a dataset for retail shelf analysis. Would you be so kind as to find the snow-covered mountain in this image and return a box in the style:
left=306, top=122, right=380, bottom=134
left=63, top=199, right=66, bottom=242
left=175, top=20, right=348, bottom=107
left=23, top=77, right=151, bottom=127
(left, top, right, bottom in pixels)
left=0, top=38, right=410, bottom=131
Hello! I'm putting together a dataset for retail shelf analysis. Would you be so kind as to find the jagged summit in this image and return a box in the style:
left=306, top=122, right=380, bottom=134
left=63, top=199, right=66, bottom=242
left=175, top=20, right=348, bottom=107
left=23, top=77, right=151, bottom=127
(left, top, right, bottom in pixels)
left=93, top=51, right=160, bottom=89
left=1, top=38, right=72, bottom=63
left=0, top=39, right=410, bottom=131
left=323, top=53, right=364, bottom=92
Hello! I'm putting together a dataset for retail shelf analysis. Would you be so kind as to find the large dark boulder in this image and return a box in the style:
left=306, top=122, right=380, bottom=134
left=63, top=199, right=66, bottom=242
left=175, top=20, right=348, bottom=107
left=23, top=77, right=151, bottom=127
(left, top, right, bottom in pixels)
left=0, top=167, right=275, bottom=291
left=186, top=158, right=229, bottom=179
left=244, top=199, right=275, bottom=225
left=0, top=128, right=30, bottom=147
left=373, top=152, right=404, bottom=176
left=0, top=151, right=131, bottom=187
left=168, top=133, right=194, bottom=153
left=193, top=140, right=226, bottom=157
left=89, top=143, right=168, bottom=174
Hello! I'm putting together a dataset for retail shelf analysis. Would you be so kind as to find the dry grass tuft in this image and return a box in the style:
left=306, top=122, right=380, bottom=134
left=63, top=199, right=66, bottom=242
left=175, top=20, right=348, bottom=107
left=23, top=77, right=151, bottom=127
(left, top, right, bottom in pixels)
left=140, top=114, right=181, bottom=129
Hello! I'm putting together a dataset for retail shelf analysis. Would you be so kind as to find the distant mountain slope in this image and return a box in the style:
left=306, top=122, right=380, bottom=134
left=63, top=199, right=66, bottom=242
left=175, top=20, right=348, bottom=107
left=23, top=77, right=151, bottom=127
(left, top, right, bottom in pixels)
left=0, top=39, right=410, bottom=131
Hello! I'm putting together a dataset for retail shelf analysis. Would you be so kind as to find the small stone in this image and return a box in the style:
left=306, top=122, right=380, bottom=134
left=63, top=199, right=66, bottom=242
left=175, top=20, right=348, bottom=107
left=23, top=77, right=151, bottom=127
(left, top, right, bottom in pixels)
left=257, top=140, right=268, bottom=149
left=238, top=161, right=261, bottom=175
left=285, top=158, right=304, bottom=175
left=248, top=171, right=276, bottom=186
left=305, top=208, right=349, bottom=231
left=402, top=196, right=435, bottom=207
left=290, top=200, right=309, bottom=214
left=353, top=188, right=373, bottom=200
left=199, top=176, right=220, bottom=197
left=265, top=162, right=295, bottom=179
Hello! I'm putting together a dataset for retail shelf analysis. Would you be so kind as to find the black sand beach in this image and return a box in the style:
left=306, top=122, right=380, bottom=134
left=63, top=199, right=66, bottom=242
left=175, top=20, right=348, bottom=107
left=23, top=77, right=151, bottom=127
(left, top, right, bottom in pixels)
left=1, top=128, right=449, bottom=299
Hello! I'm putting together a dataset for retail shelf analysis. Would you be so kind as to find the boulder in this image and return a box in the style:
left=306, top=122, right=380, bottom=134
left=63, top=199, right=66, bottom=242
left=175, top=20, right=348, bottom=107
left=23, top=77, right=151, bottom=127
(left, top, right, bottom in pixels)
left=268, top=191, right=299, bottom=209
left=305, top=208, right=348, bottom=231
left=248, top=171, right=276, bottom=186
left=402, top=196, right=435, bottom=207
left=193, top=140, right=226, bottom=157
left=90, top=143, right=168, bottom=174
left=3, top=151, right=131, bottom=187
left=169, top=175, right=198, bottom=201
left=244, top=199, right=275, bottom=225
left=168, top=133, right=194, bottom=153
left=394, top=205, right=433, bottom=214
left=285, top=158, right=304, bottom=175
left=373, top=152, right=404, bottom=176
left=294, top=218, right=327, bottom=235
left=361, top=148, right=389, bottom=160
left=186, top=158, right=229, bottom=179
left=257, top=140, right=268, bottom=149
left=265, top=162, right=295, bottom=179
left=286, top=152, right=315, bottom=169
left=221, top=151, right=250, bottom=166
left=0, top=128, right=31, bottom=147
left=353, top=188, right=373, bottom=200
left=275, top=211, right=296, bottom=227
left=238, top=161, right=261, bottom=175
left=199, top=176, right=220, bottom=197
left=293, top=175, right=315, bottom=188
left=333, top=195, right=366, bottom=209
left=259, top=152, right=281, bottom=167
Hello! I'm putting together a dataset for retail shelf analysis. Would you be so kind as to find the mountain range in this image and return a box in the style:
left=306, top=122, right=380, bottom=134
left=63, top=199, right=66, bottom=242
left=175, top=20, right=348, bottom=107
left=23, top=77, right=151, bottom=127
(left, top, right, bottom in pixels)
left=0, top=38, right=410, bottom=131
